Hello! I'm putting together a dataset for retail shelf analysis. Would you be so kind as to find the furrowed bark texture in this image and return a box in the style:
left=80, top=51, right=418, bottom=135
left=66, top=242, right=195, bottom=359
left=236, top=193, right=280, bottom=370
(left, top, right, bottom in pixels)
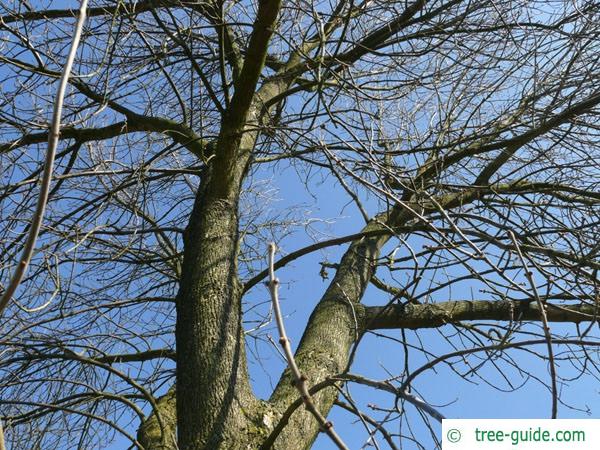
left=137, top=387, right=177, bottom=450
left=173, top=0, right=288, bottom=446
left=268, top=209, right=408, bottom=449
left=176, top=170, right=257, bottom=449
left=364, top=301, right=600, bottom=330
left=174, top=110, right=278, bottom=450
left=134, top=1, right=599, bottom=448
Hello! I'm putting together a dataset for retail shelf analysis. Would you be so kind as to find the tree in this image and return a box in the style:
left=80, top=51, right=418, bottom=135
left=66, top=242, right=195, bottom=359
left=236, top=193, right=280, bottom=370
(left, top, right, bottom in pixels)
left=0, top=0, right=599, bottom=448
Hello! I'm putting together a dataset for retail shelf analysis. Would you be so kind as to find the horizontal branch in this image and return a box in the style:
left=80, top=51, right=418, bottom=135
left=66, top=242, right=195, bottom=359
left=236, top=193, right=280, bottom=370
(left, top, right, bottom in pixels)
left=364, top=300, right=599, bottom=330
left=96, top=349, right=176, bottom=364
left=1, top=0, right=179, bottom=24
left=0, top=121, right=131, bottom=154
left=0, top=348, right=176, bottom=368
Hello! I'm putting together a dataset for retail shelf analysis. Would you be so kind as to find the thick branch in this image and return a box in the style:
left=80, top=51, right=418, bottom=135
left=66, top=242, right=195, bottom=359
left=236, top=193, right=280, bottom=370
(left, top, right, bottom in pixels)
left=268, top=209, right=408, bottom=448
left=209, top=0, right=282, bottom=198
left=1, top=122, right=144, bottom=153
left=409, top=90, right=600, bottom=187
left=267, top=243, right=348, bottom=449
left=333, top=0, right=426, bottom=66
left=1, top=0, right=178, bottom=24
left=137, top=386, right=177, bottom=450
left=97, top=349, right=176, bottom=364
left=364, top=300, right=599, bottom=330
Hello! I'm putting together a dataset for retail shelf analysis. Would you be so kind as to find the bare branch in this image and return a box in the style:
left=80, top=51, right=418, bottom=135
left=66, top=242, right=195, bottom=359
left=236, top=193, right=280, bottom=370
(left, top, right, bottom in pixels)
left=364, top=300, right=599, bottom=330
left=0, top=0, right=89, bottom=318
left=267, top=242, right=349, bottom=450
left=509, top=231, right=558, bottom=418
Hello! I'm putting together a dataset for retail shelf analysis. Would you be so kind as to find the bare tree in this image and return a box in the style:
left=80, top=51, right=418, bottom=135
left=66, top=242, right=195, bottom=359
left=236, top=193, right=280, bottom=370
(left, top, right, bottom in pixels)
left=0, top=0, right=599, bottom=449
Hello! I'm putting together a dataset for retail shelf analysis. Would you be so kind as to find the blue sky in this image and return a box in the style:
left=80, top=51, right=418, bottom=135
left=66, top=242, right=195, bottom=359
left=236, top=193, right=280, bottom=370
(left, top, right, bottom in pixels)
left=239, top=161, right=600, bottom=450
left=2, top=1, right=599, bottom=449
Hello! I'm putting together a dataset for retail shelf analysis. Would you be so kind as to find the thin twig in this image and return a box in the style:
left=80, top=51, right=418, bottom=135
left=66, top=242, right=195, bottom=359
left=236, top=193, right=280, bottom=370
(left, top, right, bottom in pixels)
left=267, top=242, right=349, bottom=450
left=334, top=399, right=399, bottom=450
left=0, top=0, right=89, bottom=318
left=508, top=231, right=558, bottom=418
left=336, top=373, right=445, bottom=423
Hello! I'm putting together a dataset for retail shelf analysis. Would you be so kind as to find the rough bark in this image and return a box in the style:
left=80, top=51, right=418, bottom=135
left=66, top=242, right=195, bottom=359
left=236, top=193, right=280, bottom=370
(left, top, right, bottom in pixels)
left=364, top=300, right=600, bottom=330
left=175, top=180, right=256, bottom=449
left=172, top=0, right=284, bottom=447
left=129, top=2, right=600, bottom=448
left=268, top=209, right=408, bottom=449
left=137, top=387, right=177, bottom=450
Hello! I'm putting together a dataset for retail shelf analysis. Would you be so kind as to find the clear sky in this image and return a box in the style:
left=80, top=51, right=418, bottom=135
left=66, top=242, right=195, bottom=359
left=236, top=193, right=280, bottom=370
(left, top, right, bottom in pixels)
left=2, top=1, right=599, bottom=449
left=240, top=162, right=600, bottom=450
